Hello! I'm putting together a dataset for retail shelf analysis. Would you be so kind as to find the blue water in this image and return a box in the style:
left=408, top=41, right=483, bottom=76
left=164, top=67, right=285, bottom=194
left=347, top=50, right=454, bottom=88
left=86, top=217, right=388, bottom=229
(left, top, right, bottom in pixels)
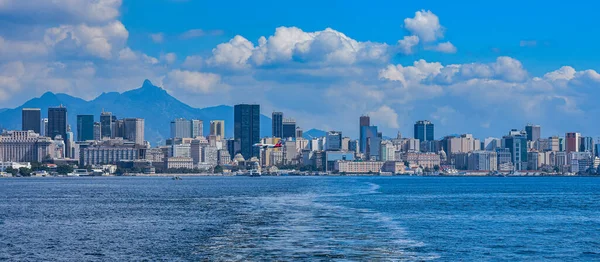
left=1, top=176, right=599, bottom=261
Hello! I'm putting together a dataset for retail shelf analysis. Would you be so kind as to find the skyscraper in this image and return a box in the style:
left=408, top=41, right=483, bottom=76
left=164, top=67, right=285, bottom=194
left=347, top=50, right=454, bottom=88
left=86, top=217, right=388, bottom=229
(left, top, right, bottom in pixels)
left=22, top=108, right=41, bottom=134
left=93, top=122, right=102, bottom=140
left=76, top=115, right=94, bottom=141
left=210, top=120, right=225, bottom=138
left=171, top=118, right=192, bottom=138
left=272, top=112, right=283, bottom=138
left=359, top=115, right=370, bottom=155
left=360, top=125, right=380, bottom=160
left=503, top=131, right=528, bottom=170
left=124, top=118, right=145, bottom=145
left=326, top=131, right=342, bottom=151
left=525, top=124, right=541, bottom=142
left=48, top=106, right=67, bottom=140
left=282, top=119, right=296, bottom=139
left=565, top=132, right=580, bottom=153
left=234, top=104, right=260, bottom=160
left=41, top=118, right=48, bottom=137
left=191, top=120, right=203, bottom=138
left=100, top=111, right=113, bottom=139
left=414, top=120, right=434, bottom=142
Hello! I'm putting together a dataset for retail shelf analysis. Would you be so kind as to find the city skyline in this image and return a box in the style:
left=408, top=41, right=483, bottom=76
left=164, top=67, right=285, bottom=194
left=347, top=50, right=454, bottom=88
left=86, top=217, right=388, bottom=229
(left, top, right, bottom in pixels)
left=0, top=2, right=600, bottom=140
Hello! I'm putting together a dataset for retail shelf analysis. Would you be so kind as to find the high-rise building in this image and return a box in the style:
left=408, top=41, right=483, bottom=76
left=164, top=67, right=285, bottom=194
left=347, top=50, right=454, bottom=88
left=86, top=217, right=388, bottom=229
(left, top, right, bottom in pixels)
left=210, top=120, right=225, bottom=138
left=296, top=127, right=303, bottom=139
left=48, top=106, right=67, bottom=140
left=360, top=115, right=370, bottom=127
left=93, top=122, right=102, bottom=140
left=191, top=120, right=203, bottom=138
left=359, top=115, right=370, bottom=155
left=124, top=118, right=145, bottom=145
left=170, top=118, right=191, bottom=139
left=76, top=115, right=94, bottom=141
left=112, top=119, right=124, bottom=138
left=41, top=118, right=48, bottom=137
left=272, top=112, right=283, bottom=138
left=0, top=131, right=54, bottom=162
left=234, top=104, right=260, bottom=160
left=414, top=120, right=434, bottom=142
left=325, top=131, right=342, bottom=151
left=360, top=125, right=380, bottom=160
left=579, top=136, right=594, bottom=154
left=22, top=108, right=41, bottom=134
left=282, top=119, right=296, bottom=139
left=100, top=111, right=113, bottom=139
left=503, top=132, right=528, bottom=170
left=565, top=132, right=581, bottom=153
left=525, top=124, right=541, bottom=142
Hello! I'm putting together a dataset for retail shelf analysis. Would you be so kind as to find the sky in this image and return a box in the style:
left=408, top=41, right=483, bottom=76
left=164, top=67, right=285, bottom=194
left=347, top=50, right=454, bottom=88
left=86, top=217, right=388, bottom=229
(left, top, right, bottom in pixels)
left=0, top=0, right=600, bottom=139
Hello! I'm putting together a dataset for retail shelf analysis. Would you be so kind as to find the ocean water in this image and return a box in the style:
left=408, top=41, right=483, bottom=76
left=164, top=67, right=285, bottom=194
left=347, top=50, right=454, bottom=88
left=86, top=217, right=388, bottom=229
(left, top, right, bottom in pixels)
left=1, top=176, right=599, bottom=261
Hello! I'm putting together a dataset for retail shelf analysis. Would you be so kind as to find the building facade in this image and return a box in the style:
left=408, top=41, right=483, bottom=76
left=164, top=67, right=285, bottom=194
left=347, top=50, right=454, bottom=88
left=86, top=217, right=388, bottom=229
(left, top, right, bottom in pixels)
left=48, top=106, right=67, bottom=140
left=234, top=104, right=260, bottom=160
left=22, top=108, right=41, bottom=134
left=272, top=112, right=283, bottom=138
left=414, top=120, right=434, bottom=142
left=76, top=115, right=94, bottom=141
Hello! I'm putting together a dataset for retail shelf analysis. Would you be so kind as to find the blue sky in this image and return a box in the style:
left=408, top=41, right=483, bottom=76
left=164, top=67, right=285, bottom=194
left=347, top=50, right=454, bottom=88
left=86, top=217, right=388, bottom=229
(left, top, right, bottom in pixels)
left=0, top=0, right=599, bottom=139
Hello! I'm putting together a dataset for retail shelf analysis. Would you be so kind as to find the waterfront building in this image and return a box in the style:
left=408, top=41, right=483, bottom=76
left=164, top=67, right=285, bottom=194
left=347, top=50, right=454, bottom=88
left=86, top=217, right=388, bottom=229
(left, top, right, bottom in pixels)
left=172, top=144, right=191, bottom=158
left=76, top=115, right=94, bottom=141
left=401, top=152, right=441, bottom=169
left=380, top=141, right=396, bottom=161
left=325, top=151, right=355, bottom=171
left=414, top=120, right=434, bottom=142
left=360, top=125, right=380, bottom=160
left=79, top=138, right=144, bottom=166
left=93, top=122, right=102, bottom=141
left=579, top=136, right=594, bottom=154
left=165, top=157, right=194, bottom=169
left=217, top=149, right=231, bottom=166
left=468, top=151, right=498, bottom=171
left=48, top=106, right=67, bottom=141
left=272, top=112, right=283, bottom=138
left=484, top=137, right=501, bottom=151
left=335, top=161, right=384, bottom=174
left=22, top=108, right=41, bottom=134
left=202, top=146, right=218, bottom=166
left=0, top=131, right=54, bottom=162
left=171, top=118, right=192, bottom=139
left=381, top=161, right=406, bottom=174
left=527, top=151, right=540, bottom=170
left=525, top=124, right=541, bottom=142
left=503, top=131, right=528, bottom=170
left=234, top=104, right=260, bottom=160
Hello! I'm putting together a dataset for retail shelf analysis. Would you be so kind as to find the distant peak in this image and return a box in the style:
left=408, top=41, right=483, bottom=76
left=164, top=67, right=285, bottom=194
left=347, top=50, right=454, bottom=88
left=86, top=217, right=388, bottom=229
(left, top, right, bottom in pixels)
left=142, top=79, right=155, bottom=87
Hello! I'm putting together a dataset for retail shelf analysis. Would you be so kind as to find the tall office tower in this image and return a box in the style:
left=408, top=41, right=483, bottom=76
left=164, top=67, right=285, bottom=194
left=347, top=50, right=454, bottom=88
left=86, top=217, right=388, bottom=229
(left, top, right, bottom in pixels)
left=41, top=118, right=48, bottom=137
left=525, top=124, right=541, bottom=142
left=359, top=115, right=370, bottom=155
left=579, top=136, right=594, bottom=154
left=414, top=120, right=434, bottom=142
left=360, top=125, right=380, bottom=160
left=272, top=112, right=283, bottom=138
left=93, top=122, right=102, bottom=140
left=76, top=115, right=94, bottom=141
left=191, top=120, right=203, bottom=138
left=326, top=131, right=342, bottom=151
left=503, top=131, right=528, bottom=171
left=210, top=120, right=225, bottom=138
left=170, top=118, right=192, bottom=138
left=100, top=111, right=113, bottom=138
left=48, top=106, right=67, bottom=140
left=112, top=119, right=125, bottom=138
left=282, top=119, right=296, bottom=139
left=565, top=132, right=581, bottom=153
left=234, top=104, right=260, bottom=160
left=22, top=108, right=41, bottom=134
left=65, top=130, right=74, bottom=158
left=124, top=118, right=145, bottom=145
left=295, top=127, right=303, bottom=139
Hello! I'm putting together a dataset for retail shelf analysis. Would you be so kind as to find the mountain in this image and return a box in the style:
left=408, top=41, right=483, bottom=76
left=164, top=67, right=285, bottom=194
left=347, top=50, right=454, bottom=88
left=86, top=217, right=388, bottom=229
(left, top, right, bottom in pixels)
left=0, top=80, right=272, bottom=145
left=303, top=129, right=327, bottom=139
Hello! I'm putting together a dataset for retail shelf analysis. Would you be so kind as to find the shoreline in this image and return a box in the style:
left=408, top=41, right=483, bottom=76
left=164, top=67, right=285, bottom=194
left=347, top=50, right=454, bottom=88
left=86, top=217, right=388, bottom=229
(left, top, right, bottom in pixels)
left=2, top=174, right=600, bottom=178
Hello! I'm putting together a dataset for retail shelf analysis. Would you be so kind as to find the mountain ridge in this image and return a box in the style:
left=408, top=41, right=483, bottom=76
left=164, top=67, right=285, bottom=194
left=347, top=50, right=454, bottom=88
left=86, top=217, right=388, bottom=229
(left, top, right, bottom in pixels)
left=0, top=80, right=273, bottom=146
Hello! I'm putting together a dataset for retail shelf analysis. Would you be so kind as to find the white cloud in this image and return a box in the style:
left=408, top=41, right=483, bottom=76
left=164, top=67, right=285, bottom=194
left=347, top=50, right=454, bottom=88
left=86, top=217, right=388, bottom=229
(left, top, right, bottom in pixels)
left=164, top=69, right=223, bottom=94
left=180, top=29, right=224, bottom=39
left=161, top=52, right=177, bottom=64
left=181, top=55, right=203, bottom=70
left=44, top=21, right=129, bottom=59
left=150, top=33, right=164, bottom=43
left=426, top=41, right=457, bottom=53
left=397, top=35, right=420, bottom=55
left=368, top=105, right=400, bottom=128
left=207, top=35, right=254, bottom=69
left=520, top=40, right=537, bottom=47
left=404, top=10, right=444, bottom=42
left=0, top=0, right=122, bottom=24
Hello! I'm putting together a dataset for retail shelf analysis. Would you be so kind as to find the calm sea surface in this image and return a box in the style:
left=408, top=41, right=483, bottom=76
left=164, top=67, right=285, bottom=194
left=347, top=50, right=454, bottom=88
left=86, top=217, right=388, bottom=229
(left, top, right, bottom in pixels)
left=1, top=176, right=599, bottom=261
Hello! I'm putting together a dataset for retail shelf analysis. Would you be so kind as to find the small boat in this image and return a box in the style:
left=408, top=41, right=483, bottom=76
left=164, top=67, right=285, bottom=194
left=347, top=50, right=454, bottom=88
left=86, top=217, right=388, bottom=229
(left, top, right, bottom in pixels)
left=172, top=176, right=182, bottom=180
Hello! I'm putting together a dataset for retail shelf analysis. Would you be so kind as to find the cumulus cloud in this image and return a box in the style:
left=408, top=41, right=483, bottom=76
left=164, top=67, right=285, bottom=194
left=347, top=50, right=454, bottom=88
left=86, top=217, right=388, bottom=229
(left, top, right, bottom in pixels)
left=164, top=69, right=223, bottom=94
left=404, top=10, right=444, bottom=42
left=397, top=35, right=419, bottom=55
left=0, top=0, right=122, bottom=24
left=368, top=105, right=400, bottom=128
left=161, top=52, right=177, bottom=64
left=44, top=21, right=129, bottom=59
